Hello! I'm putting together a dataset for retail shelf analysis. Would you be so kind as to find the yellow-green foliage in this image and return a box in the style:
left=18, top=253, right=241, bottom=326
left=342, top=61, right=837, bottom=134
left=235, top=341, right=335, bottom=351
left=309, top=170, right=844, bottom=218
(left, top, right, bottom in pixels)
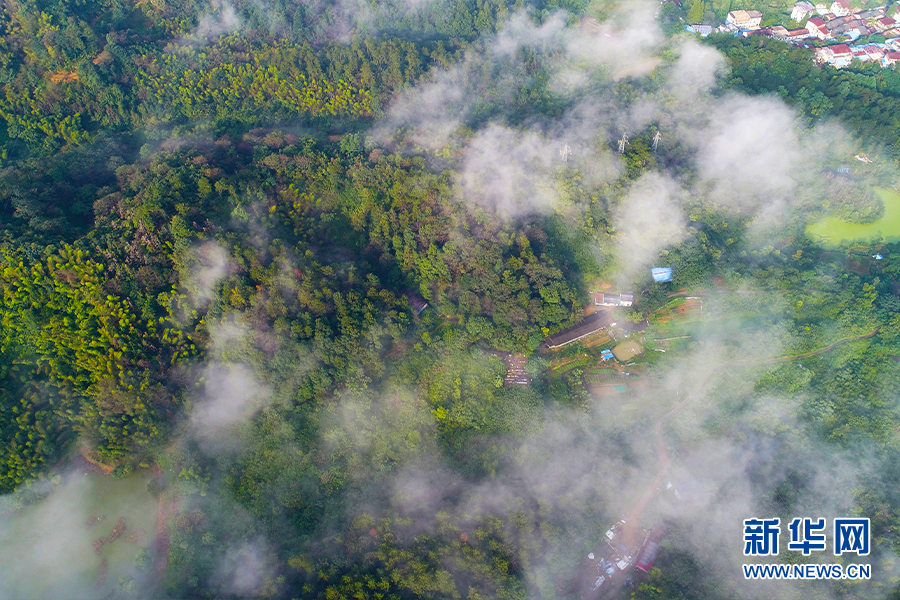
left=137, top=57, right=372, bottom=121
left=0, top=246, right=152, bottom=388
left=0, top=246, right=180, bottom=471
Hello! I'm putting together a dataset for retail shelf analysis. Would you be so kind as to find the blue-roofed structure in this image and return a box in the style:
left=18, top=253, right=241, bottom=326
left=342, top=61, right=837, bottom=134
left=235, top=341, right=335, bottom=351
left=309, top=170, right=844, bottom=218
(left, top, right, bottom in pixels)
left=651, top=267, right=673, bottom=283
left=685, top=24, right=713, bottom=36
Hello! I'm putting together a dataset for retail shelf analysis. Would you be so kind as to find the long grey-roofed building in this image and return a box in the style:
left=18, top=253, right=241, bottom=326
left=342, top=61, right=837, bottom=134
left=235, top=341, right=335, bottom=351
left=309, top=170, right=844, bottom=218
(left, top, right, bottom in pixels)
left=543, top=311, right=614, bottom=349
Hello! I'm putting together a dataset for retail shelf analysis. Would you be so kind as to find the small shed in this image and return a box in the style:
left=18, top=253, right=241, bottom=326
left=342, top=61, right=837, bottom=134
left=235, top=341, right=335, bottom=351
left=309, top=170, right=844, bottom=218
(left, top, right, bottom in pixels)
left=651, top=267, right=673, bottom=283
left=406, top=293, right=428, bottom=315
left=635, top=541, right=661, bottom=573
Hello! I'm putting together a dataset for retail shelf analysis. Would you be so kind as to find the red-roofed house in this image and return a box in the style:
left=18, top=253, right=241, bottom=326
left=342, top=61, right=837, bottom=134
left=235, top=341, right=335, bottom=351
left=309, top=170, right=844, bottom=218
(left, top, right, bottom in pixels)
left=832, top=44, right=853, bottom=67
left=876, top=17, right=897, bottom=31
left=883, top=51, right=900, bottom=66
left=806, top=16, right=831, bottom=38
left=864, top=45, right=885, bottom=60
left=816, top=43, right=853, bottom=67
left=787, top=28, right=811, bottom=39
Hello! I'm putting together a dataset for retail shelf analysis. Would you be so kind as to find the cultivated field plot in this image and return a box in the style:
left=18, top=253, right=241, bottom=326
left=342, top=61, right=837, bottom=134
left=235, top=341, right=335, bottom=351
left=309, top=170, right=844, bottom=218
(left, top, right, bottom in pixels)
left=612, top=340, right=643, bottom=362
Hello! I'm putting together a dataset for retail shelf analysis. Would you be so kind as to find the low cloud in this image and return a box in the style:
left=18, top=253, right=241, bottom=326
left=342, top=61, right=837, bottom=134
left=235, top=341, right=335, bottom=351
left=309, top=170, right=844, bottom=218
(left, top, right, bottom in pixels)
left=459, top=124, right=560, bottom=216
left=190, top=363, right=271, bottom=443
left=613, top=172, right=688, bottom=285
left=667, top=39, right=728, bottom=103
left=0, top=473, right=157, bottom=599
left=211, top=538, right=275, bottom=597
left=696, top=95, right=802, bottom=214
left=189, top=0, right=242, bottom=41
left=179, top=241, right=229, bottom=309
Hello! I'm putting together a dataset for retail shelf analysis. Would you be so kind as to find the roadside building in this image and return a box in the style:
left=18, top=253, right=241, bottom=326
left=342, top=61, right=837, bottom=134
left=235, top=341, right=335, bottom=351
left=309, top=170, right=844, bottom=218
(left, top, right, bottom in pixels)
left=791, top=0, right=816, bottom=21
left=829, top=43, right=853, bottom=66
left=726, top=9, right=763, bottom=29
left=635, top=524, right=667, bottom=574
left=814, top=1, right=829, bottom=15
left=787, top=27, right=812, bottom=40
left=596, top=293, right=621, bottom=306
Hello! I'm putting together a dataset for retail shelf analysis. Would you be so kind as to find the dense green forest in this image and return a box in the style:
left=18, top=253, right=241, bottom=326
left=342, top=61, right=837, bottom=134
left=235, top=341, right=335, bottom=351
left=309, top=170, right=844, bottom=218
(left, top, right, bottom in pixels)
left=3, top=0, right=900, bottom=598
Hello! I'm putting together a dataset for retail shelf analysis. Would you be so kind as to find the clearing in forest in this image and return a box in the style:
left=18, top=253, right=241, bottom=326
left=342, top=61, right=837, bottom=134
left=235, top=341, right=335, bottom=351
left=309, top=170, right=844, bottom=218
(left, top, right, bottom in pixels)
left=612, top=340, right=643, bottom=362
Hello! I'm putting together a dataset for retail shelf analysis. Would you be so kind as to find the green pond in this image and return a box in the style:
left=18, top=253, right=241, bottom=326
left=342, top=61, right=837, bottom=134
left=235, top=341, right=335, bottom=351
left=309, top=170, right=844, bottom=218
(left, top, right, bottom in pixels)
left=806, top=187, right=900, bottom=248
left=0, top=470, right=157, bottom=599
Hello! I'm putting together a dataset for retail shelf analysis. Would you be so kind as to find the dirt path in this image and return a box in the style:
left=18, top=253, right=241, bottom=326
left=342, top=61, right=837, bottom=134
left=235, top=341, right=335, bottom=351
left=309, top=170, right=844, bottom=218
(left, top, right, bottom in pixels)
left=612, top=58, right=663, bottom=81
left=80, top=447, right=115, bottom=474
left=149, top=464, right=177, bottom=590
left=618, top=327, right=879, bottom=551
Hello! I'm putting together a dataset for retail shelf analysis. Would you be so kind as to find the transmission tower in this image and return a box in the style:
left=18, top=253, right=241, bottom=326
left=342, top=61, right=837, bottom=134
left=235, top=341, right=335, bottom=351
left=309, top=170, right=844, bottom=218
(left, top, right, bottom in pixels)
left=652, top=130, right=662, bottom=152
left=618, top=132, right=629, bottom=155
left=560, top=142, right=571, bottom=163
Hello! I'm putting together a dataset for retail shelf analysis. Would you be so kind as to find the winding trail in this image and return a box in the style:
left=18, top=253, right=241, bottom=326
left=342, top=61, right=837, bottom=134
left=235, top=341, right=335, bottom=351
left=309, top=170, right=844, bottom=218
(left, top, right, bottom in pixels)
left=618, top=327, right=880, bottom=552
left=79, top=447, right=115, bottom=474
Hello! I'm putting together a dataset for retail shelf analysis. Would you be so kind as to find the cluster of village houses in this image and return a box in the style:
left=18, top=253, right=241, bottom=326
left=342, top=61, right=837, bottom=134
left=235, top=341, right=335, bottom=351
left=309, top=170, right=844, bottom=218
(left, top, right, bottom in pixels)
left=685, top=0, right=900, bottom=68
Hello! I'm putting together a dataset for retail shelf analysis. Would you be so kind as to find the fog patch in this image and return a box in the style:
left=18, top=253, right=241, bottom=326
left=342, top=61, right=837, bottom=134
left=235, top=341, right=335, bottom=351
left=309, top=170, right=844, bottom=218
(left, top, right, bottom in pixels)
left=695, top=95, right=802, bottom=216
left=211, top=538, right=275, bottom=597
left=613, top=172, right=688, bottom=286
left=668, top=39, right=728, bottom=103
left=190, top=363, right=271, bottom=444
left=179, top=241, right=229, bottom=309
left=186, top=0, right=242, bottom=42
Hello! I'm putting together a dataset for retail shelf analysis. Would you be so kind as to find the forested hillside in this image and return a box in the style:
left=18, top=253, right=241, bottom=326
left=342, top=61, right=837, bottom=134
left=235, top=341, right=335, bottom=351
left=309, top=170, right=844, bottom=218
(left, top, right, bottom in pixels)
left=3, top=0, right=900, bottom=599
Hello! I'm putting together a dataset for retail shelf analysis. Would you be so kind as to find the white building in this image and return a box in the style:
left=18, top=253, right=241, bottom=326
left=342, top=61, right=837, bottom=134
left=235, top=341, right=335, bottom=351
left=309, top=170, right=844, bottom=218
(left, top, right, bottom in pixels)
left=726, top=9, right=763, bottom=30
left=806, top=16, right=831, bottom=38
left=830, top=0, right=851, bottom=16
left=791, top=1, right=816, bottom=21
